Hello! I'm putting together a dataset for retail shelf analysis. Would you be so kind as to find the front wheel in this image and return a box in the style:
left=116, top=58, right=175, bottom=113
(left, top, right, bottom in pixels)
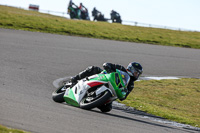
left=80, top=90, right=111, bottom=110
left=70, top=12, right=76, bottom=19
left=52, top=80, right=71, bottom=103
left=52, top=85, right=66, bottom=103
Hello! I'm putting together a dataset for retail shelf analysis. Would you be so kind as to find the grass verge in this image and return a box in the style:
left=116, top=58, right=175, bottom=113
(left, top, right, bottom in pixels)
left=0, top=5, right=200, bottom=49
left=120, top=78, right=200, bottom=127
left=0, top=124, right=29, bottom=133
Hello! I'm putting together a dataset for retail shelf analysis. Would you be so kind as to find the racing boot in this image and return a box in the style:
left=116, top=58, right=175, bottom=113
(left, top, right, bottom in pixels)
left=70, top=69, right=89, bottom=87
left=70, top=66, right=102, bottom=87
left=70, top=74, right=80, bottom=87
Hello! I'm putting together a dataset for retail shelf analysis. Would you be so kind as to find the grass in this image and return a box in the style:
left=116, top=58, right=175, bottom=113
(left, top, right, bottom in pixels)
left=120, top=78, right=200, bottom=127
left=0, top=124, right=29, bottom=133
left=0, top=5, right=200, bottom=49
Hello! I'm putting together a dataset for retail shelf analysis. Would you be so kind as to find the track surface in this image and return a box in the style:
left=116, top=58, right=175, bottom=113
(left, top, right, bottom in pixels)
left=0, top=29, right=199, bottom=133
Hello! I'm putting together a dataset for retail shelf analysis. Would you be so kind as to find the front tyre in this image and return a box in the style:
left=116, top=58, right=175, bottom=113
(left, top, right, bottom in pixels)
left=52, top=80, right=72, bottom=103
left=80, top=91, right=111, bottom=110
left=52, top=85, right=68, bottom=103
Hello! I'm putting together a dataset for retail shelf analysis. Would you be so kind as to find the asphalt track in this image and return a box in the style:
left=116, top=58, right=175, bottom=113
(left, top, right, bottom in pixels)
left=0, top=28, right=199, bottom=133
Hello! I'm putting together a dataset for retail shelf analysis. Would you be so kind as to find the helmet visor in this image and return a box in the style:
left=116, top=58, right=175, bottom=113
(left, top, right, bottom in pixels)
left=130, top=67, right=142, bottom=78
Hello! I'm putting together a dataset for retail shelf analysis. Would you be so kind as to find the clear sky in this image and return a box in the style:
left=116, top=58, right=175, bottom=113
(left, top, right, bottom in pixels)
left=1, top=0, right=200, bottom=31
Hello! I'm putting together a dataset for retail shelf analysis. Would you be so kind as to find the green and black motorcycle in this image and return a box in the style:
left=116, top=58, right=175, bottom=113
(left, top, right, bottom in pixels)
left=68, top=2, right=90, bottom=20
left=52, top=69, right=129, bottom=112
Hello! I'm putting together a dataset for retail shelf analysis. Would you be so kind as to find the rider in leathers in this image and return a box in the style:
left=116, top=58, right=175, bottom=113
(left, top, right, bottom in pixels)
left=70, top=62, right=143, bottom=112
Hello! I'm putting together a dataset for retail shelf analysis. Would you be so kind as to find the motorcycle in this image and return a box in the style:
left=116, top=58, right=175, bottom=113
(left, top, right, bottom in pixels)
left=92, top=9, right=109, bottom=22
left=80, top=9, right=90, bottom=20
left=68, top=4, right=81, bottom=19
left=111, top=11, right=122, bottom=24
left=68, top=3, right=90, bottom=20
left=52, top=69, right=130, bottom=112
left=93, top=12, right=110, bottom=22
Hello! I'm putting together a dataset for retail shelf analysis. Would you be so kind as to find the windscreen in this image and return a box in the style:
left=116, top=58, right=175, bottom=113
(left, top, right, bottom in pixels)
left=118, top=70, right=130, bottom=87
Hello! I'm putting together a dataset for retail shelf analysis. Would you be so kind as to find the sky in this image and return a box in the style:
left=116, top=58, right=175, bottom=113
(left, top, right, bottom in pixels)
left=1, top=0, right=200, bottom=31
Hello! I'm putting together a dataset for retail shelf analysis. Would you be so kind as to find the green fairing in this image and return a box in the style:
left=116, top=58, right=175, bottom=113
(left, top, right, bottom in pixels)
left=89, top=73, right=108, bottom=82
left=91, top=70, right=126, bottom=99
left=105, top=70, right=126, bottom=99
left=64, top=89, right=79, bottom=107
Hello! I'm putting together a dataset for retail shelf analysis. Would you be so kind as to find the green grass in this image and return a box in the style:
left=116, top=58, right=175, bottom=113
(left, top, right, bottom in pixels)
left=121, top=78, right=200, bottom=127
left=0, top=125, right=29, bottom=133
left=1, top=5, right=200, bottom=49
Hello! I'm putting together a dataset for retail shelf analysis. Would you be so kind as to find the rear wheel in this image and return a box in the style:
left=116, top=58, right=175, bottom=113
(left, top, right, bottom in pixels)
left=98, top=103, right=112, bottom=113
left=80, top=90, right=111, bottom=110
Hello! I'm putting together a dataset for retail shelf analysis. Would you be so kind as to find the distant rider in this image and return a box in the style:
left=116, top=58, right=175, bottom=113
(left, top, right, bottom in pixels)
left=79, top=3, right=87, bottom=12
left=111, top=10, right=117, bottom=19
left=92, top=7, right=102, bottom=21
left=92, top=7, right=101, bottom=16
left=68, top=0, right=76, bottom=10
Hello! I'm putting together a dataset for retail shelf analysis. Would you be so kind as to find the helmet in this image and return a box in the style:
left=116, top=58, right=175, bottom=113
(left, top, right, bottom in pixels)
left=127, top=62, right=143, bottom=79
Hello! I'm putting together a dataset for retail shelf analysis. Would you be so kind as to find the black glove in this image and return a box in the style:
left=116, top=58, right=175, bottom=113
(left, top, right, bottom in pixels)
left=103, top=63, right=113, bottom=73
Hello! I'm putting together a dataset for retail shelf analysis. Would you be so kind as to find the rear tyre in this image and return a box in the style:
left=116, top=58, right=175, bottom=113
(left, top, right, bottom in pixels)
left=80, top=91, right=111, bottom=110
left=98, top=103, right=112, bottom=113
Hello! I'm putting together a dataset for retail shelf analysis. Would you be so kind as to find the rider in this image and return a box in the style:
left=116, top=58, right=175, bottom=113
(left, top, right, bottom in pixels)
left=111, top=10, right=117, bottom=18
left=68, top=0, right=76, bottom=9
left=67, top=0, right=81, bottom=18
left=78, top=3, right=89, bottom=19
left=70, top=62, right=143, bottom=112
left=92, top=7, right=101, bottom=16
left=79, top=3, right=87, bottom=12
left=70, top=62, right=143, bottom=99
left=92, top=7, right=103, bottom=21
left=68, top=0, right=73, bottom=7
left=110, top=10, right=122, bottom=23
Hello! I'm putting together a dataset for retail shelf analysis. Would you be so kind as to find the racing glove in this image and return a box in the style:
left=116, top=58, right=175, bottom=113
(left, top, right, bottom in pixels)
left=103, top=63, right=113, bottom=73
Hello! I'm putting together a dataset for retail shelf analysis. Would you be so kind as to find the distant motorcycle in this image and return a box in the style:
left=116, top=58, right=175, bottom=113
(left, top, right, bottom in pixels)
left=68, top=3, right=80, bottom=19
left=111, top=10, right=122, bottom=24
left=68, top=2, right=90, bottom=20
left=92, top=8, right=109, bottom=22
left=52, top=69, right=129, bottom=112
left=93, top=12, right=109, bottom=22
left=80, top=9, right=90, bottom=20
